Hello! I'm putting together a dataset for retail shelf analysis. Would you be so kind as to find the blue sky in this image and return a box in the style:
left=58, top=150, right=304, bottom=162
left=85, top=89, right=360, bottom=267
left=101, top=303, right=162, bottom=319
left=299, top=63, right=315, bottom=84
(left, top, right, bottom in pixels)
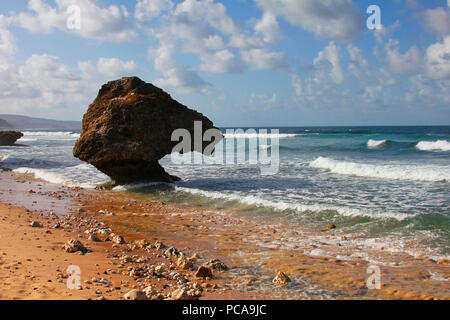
left=0, top=0, right=449, bottom=126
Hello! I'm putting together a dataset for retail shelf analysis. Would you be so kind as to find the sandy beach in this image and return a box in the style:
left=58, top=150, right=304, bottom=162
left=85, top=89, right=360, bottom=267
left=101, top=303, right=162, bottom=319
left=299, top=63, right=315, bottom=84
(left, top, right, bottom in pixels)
left=0, top=170, right=448, bottom=300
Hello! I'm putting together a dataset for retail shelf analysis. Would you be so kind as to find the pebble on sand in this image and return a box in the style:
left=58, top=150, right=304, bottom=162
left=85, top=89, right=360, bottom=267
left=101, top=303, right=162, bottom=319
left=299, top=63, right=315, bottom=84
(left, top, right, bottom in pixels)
left=194, top=266, right=213, bottom=279
left=124, top=289, right=148, bottom=300
left=206, top=259, right=229, bottom=272
left=272, top=271, right=291, bottom=286
left=63, top=239, right=88, bottom=254
left=30, top=221, right=42, bottom=228
left=171, top=288, right=189, bottom=300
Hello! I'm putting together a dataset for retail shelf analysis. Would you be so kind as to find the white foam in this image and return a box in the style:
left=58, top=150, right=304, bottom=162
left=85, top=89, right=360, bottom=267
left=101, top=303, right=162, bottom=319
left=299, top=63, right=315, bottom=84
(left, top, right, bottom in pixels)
left=367, top=139, right=387, bottom=148
left=22, top=131, right=80, bottom=139
left=310, top=156, right=450, bottom=182
left=13, top=164, right=107, bottom=189
left=113, top=181, right=172, bottom=191
left=174, top=186, right=413, bottom=221
left=223, top=133, right=301, bottom=139
left=416, top=140, right=450, bottom=152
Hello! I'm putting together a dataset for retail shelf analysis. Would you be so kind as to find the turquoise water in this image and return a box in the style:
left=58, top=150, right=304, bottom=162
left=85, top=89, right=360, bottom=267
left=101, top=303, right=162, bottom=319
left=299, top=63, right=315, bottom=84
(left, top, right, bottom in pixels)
left=1, top=126, right=449, bottom=258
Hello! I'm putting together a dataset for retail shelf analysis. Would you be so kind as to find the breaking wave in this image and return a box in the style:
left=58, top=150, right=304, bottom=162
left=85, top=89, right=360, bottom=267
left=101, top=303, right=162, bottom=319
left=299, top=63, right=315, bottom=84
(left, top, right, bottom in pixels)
left=309, top=157, right=449, bottom=182
left=416, top=140, right=450, bottom=152
left=367, top=139, right=388, bottom=148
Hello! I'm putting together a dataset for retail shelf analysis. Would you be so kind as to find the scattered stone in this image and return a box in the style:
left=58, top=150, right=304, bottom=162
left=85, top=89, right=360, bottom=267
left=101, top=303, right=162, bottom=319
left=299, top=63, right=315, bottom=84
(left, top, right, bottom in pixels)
left=30, top=221, right=42, bottom=228
left=164, top=247, right=179, bottom=257
left=195, top=266, right=213, bottom=279
left=177, top=254, right=194, bottom=271
left=124, top=289, right=148, bottom=300
left=206, top=259, right=229, bottom=272
left=437, top=258, right=449, bottom=265
left=143, top=286, right=155, bottom=298
left=110, top=234, right=125, bottom=244
left=88, top=234, right=101, bottom=242
left=154, top=241, right=166, bottom=250
left=272, top=271, right=291, bottom=286
left=171, top=288, right=189, bottom=300
left=190, top=253, right=200, bottom=261
left=63, top=239, right=87, bottom=254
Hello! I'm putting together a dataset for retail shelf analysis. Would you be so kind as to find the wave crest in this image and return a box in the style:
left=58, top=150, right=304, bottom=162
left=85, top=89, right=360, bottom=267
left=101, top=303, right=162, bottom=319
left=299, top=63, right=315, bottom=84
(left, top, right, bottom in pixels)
left=367, top=139, right=388, bottom=148
left=310, top=157, right=449, bottom=182
left=416, top=140, right=450, bottom=152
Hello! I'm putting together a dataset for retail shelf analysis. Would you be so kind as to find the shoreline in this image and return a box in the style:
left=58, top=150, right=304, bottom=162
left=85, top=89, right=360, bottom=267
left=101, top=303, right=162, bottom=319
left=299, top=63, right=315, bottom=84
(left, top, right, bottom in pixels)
left=0, top=170, right=448, bottom=300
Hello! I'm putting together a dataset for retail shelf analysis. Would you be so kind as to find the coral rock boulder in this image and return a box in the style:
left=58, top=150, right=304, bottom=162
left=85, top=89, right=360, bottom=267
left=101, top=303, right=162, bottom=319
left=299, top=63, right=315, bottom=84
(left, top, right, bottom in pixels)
left=73, top=77, right=222, bottom=186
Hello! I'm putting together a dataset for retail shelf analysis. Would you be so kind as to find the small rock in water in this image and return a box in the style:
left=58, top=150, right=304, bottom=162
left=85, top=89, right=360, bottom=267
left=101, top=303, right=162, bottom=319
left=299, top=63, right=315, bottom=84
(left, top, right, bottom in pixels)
left=206, top=259, right=229, bottom=272
left=30, top=221, right=42, bottom=228
left=63, top=239, right=88, bottom=254
left=124, top=289, right=148, bottom=300
left=195, top=266, right=213, bottom=279
left=272, top=271, right=291, bottom=286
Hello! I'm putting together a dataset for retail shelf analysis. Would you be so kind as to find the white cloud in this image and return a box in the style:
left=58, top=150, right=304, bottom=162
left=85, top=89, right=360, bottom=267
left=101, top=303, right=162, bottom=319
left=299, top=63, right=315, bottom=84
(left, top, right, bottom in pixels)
left=347, top=44, right=369, bottom=77
left=0, top=53, right=98, bottom=118
left=148, top=36, right=211, bottom=94
left=14, top=0, right=138, bottom=42
left=96, top=58, right=138, bottom=78
left=292, top=42, right=344, bottom=103
left=291, top=75, right=302, bottom=97
left=407, top=74, right=450, bottom=104
left=314, top=42, right=344, bottom=84
left=254, top=11, right=281, bottom=43
left=199, top=50, right=243, bottom=73
left=425, top=36, right=450, bottom=80
left=135, top=0, right=173, bottom=23
left=0, top=15, right=16, bottom=72
left=141, top=0, right=289, bottom=94
left=255, top=0, right=363, bottom=42
left=250, top=92, right=277, bottom=105
left=385, top=39, right=422, bottom=74
left=423, top=7, right=450, bottom=36
left=241, top=48, right=288, bottom=71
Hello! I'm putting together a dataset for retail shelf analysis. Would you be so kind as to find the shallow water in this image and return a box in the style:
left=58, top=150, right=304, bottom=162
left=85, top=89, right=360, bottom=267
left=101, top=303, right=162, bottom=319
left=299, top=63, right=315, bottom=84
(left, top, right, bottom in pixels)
left=1, top=126, right=449, bottom=261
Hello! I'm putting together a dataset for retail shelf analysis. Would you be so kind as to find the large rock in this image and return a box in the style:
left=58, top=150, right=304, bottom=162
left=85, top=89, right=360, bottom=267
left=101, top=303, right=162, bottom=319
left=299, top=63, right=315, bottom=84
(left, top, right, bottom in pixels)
left=0, top=131, right=23, bottom=146
left=73, top=77, right=222, bottom=186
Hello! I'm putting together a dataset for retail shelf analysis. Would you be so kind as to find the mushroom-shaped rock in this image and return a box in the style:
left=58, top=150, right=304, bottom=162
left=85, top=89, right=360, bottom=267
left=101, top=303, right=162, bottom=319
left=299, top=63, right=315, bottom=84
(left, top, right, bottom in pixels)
left=73, top=77, right=223, bottom=187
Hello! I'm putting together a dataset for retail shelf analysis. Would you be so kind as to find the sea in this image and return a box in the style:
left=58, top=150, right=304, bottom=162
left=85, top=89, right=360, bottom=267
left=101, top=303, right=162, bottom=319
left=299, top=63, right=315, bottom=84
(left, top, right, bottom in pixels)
left=1, top=126, right=449, bottom=261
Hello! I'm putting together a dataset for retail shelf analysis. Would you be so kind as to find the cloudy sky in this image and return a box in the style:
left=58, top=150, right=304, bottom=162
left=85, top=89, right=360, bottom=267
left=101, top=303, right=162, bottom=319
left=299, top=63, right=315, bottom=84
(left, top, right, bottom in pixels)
left=0, top=0, right=449, bottom=126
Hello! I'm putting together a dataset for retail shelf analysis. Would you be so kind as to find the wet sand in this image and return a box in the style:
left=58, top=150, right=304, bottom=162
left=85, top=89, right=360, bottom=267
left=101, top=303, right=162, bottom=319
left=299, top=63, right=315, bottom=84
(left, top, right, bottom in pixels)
left=0, top=171, right=448, bottom=300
